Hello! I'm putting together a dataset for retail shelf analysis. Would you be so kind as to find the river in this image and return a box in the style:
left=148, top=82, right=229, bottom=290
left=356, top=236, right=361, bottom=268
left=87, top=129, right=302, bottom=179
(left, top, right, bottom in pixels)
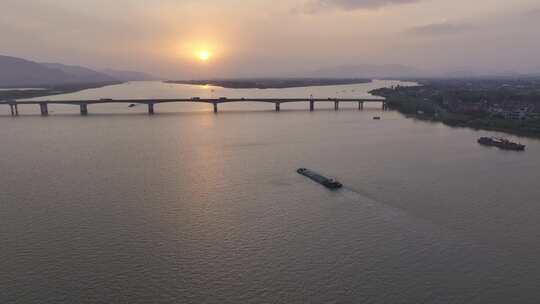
left=1, top=80, right=540, bottom=303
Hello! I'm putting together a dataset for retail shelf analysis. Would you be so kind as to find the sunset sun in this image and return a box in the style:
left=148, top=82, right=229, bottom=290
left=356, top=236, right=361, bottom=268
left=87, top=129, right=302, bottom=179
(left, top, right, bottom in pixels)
left=197, top=50, right=211, bottom=62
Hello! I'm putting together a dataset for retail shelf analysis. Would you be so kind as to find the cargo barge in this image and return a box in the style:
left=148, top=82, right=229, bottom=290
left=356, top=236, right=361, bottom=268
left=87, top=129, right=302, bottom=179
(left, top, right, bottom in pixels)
left=297, top=168, right=343, bottom=189
left=478, top=137, right=525, bottom=151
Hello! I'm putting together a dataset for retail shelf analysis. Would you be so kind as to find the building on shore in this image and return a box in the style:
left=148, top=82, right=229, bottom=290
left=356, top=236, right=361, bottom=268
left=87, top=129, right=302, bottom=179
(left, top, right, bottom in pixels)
left=489, top=104, right=533, bottom=120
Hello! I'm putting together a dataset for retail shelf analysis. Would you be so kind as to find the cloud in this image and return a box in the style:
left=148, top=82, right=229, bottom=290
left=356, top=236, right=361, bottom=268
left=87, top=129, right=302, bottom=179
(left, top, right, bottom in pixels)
left=406, top=22, right=473, bottom=36
left=298, top=0, right=422, bottom=13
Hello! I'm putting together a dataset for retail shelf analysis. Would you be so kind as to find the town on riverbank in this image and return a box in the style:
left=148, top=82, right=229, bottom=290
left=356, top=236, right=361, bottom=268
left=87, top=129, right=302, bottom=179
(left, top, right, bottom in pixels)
left=371, top=78, right=540, bottom=137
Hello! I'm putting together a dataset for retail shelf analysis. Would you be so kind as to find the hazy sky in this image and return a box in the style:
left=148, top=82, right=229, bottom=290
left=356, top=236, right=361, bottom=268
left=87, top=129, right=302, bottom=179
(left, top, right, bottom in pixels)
left=2, top=0, right=540, bottom=78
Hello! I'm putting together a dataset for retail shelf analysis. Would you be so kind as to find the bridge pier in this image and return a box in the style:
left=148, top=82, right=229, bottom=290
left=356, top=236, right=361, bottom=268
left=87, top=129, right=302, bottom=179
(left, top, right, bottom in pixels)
left=334, top=101, right=339, bottom=111
left=213, top=102, right=218, bottom=113
left=80, top=103, right=88, bottom=116
left=358, top=101, right=364, bottom=110
left=9, top=104, right=15, bottom=116
left=148, top=103, right=155, bottom=115
left=309, top=100, right=314, bottom=111
left=382, top=102, right=388, bottom=111
left=39, top=103, right=49, bottom=116
left=275, top=102, right=280, bottom=112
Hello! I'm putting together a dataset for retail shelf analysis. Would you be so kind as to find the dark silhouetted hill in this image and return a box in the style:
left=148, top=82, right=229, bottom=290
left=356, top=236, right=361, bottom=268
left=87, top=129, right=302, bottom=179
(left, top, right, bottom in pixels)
left=0, top=55, right=72, bottom=87
left=0, top=55, right=153, bottom=88
left=41, top=62, right=116, bottom=83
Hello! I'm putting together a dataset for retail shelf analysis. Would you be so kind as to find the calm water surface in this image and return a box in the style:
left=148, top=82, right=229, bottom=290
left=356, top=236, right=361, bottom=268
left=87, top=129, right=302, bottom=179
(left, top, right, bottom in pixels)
left=1, top=81, right=540, bottom=303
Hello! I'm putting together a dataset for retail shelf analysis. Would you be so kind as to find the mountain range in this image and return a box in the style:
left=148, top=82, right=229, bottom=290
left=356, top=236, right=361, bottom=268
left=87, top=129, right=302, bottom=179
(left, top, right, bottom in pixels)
left=0, top=55, right=155, bottom=88
left=312, top=64, right=426, bottom=79
left=2, top=54, right=539, bottom=88
left=312, top=64, right=540, bottom=79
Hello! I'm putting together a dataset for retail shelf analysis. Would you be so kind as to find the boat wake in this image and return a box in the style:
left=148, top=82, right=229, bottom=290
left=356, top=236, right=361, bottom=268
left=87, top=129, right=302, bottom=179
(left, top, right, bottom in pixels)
left=339, top=186, right=380, bottom=207
left=335, top=186, right=424, bottom=224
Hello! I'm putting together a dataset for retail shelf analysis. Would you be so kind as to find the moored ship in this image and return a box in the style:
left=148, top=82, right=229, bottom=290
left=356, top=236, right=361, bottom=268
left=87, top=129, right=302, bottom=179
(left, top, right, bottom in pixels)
left=477, top=137, right=525, bottom=151
left=297, top=168, right=343, bottom=189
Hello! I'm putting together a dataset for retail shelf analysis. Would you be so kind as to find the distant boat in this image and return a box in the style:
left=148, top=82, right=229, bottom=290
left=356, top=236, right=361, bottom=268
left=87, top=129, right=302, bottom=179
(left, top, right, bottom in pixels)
left=373, top=116, right=381, bottom=120
left=297, top=168, right=343, bottom=190
left=478, top=137, right=525, bottom=151
left=128, top=103, right=137, bottom=108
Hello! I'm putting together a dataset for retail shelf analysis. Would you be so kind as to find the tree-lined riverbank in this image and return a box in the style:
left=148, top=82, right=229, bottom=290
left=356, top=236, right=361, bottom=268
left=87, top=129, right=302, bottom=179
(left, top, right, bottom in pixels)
left=371, top=78, right=540, bottom=138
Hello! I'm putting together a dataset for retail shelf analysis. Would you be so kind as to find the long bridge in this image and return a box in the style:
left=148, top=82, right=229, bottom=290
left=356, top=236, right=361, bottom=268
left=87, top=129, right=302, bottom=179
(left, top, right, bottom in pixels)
left=2, top=97, right=387, bottom=116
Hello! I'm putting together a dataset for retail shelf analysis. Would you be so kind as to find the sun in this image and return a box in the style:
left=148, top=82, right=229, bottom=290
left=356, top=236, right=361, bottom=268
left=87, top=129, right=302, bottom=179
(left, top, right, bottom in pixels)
left=197, top=50, right=211, bottom=62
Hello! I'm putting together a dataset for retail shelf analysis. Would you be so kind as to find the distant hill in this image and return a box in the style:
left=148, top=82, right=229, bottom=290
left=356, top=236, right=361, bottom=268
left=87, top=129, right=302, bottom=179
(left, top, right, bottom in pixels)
left=41, top=62, right=117, bottom=83
left=441, top=69, right=537, bottom=79
left=313, top=64, right=426, bottom=79
left=0, top=55, right=73, bottom=88
left=0, top=55, right=153, bottom=88
left=101, top=69, right=156, bottom=81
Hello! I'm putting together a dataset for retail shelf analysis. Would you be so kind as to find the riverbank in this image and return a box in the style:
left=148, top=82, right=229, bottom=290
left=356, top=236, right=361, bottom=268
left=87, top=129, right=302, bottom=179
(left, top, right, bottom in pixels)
left=371, top=84, right=540, bottom=139
left=0, top=81, right=122, bottom=101
left=402, top=111, right=540, bottom=139
left=165, top=78, right=371, bottom=89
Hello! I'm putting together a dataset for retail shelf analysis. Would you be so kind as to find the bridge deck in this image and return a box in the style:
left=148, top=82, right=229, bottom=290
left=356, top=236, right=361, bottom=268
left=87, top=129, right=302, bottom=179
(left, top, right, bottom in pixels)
left=4, top=98, right=384, bottom=105
left=1, top=97, right=388, bottom=116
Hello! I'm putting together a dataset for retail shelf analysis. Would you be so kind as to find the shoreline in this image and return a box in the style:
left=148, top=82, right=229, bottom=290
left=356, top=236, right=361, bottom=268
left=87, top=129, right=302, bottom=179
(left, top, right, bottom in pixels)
left=0, top=81, right=123, bottom=101
left=403, top=113, right=540, bottom=140
left=370, top=87, right=540, bottom=140
left=165, top=78, right=371, bottom=89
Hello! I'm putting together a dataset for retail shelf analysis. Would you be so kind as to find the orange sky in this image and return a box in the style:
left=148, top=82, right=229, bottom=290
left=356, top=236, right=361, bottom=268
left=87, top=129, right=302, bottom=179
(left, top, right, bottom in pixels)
left=2, top=0, right=540, bottom=78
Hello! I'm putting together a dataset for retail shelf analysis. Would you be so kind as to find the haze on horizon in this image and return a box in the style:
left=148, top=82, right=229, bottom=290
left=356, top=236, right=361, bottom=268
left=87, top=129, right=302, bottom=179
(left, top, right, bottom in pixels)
left=2, top=0, right=540, bottom=79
